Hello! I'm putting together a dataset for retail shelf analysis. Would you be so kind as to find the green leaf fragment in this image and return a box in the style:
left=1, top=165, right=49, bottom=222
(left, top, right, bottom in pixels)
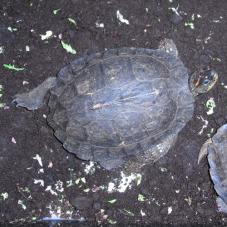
left=3, top=64, right=25, bottom=71
left=68, top=18, right=77, bottom=25
left=108, top=199, right=117, bottom=204
left=138, top=193, right=145, bottom=201
left=61, top=41, right=77, bottom=54
left=53, top=9, right=61, bottom=15
left=108, top=219, right=117, bottom=225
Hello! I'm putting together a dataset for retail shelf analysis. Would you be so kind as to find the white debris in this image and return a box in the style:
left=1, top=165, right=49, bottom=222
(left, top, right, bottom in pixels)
left=168, top=5, right=180, bottom=16
left=25, top=45, right=30, bottom=51
left=204, top=36, right=212, bottom=44
left=116, top=10, right=130, bottom=25
left=84, top=161, right=95, bottom=174
left=83, top=188, right=90, bottom=192
left=160, top=167, right=168, bottom=172
left=107, top=182, right=116, bottom=193
left=33, top=154, right=43, bottom=167
left=1, top=192, right=9, bottom=200
left=18, top=200, right=27, bottom=210
left=175, top=190, right=180, bottom=193
left=38, top=168, right=44, bottom=174
left=11, top=137, right=16, bottom=144
left=95, top=22, right=104, bottom=28
left=136, top=173, right=142, bottom=186
left=48, top=161, right=53, bottom=168
left=140, top=209, right=146, bottom=216
left=55, top=180, right=64, bottom=192
left=107, top=172, right=142, bottom=193
left=75, top=177, right=86, bottom=185
left=221, top=82, right=227, bottom=89
left=151, top=197, right=161, bottom=206
left=168, top=206, right=173, bottom=214
left=58, top=33, right=62, bottom=40
left=34, top=179, right=44, bottom=187
left=45, top=186, right=58, bottom=195
left=213, top=16, right=223, bottom=23
left=22, top=80, right=29, bottom=85
left=92, top=185, right=105, bottom=192
left=185, top=196, right=192, bottom=206
left=117, top=172, right=139, bottom=192
left=197, top=116, right=208, bottom=135
left=66, top=180, right=73, bottom=187
left=8, top=27, right=17, bottom=32
left=40, top=30, right=53, bottom=40
left=0, top=46, right=4, bottom=54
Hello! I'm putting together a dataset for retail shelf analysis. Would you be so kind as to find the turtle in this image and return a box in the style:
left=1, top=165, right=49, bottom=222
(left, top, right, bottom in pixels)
left=13, top=39, right=218, bottom=171
left=198, top=124, right=227, bottom=213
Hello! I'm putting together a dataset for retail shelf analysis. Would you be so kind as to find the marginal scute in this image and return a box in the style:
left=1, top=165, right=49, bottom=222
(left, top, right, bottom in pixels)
left=58, top=66, right=74, bottom=83
left=66, top=120, right=87, bottom=141
left=76, top=143, right=93, bottom=160
left=47, top=47, right=194, bottom=170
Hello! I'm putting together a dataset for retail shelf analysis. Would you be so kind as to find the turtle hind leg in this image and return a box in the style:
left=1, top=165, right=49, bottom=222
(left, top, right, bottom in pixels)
left=13, top=77, right=56, bottom=111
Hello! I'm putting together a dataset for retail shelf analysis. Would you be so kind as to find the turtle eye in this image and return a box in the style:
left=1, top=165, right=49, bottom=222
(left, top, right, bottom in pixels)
left=203, top=79, right=210, bottom=85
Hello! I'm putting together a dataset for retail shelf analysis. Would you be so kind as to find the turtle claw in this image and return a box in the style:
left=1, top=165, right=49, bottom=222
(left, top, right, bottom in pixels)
left=198, top=138, right=212, bottom=164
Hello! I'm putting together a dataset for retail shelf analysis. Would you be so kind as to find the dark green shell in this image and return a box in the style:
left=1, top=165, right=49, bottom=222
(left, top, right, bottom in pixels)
left=47, top=48, right=194, bottom=170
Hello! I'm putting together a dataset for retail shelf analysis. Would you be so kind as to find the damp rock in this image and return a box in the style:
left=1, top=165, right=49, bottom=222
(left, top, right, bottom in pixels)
left=70, top=196, right=93, bottom=209
left=171, top=13, right=183, bottom=24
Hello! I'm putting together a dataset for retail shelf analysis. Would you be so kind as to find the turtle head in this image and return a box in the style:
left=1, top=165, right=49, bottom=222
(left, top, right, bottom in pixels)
left=189, top=67, right=218, bottom=96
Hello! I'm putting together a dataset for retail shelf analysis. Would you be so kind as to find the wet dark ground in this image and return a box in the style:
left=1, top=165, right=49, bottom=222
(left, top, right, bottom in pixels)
left=1, top=0, right=227, bottom=226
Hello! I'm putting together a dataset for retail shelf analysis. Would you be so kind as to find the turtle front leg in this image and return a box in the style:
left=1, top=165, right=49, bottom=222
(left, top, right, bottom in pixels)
left=13, top=77, right=56, bottom=110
